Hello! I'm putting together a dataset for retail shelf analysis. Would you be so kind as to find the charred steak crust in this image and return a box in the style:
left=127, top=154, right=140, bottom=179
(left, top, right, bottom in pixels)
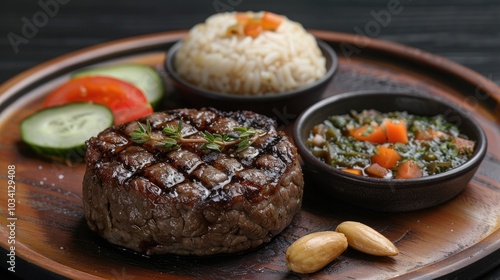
left=83, top=108, right=304, bottom=255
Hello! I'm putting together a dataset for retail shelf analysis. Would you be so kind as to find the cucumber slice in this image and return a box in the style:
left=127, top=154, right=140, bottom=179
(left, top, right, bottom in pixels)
left=73, top=64, right=164, bottom=108
left=20, top=102, right=114, bottom=159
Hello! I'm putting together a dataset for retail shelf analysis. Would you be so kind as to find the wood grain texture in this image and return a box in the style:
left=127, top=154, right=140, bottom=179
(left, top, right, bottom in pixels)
left=0, top=31, right=499, bottom=279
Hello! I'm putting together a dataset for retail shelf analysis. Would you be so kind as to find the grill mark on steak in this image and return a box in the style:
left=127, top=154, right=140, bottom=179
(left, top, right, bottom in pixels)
left=89, top=110, right=288, bottom=202
left=83, top=108, right=304, bottom=255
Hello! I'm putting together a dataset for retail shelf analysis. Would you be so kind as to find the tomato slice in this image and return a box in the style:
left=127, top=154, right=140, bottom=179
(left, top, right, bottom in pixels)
left=43, top=76, right=153, bottom=124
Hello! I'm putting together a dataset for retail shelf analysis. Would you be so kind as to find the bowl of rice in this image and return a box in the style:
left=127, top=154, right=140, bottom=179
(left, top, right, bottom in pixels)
left=165, top=11, right=337, bottom=116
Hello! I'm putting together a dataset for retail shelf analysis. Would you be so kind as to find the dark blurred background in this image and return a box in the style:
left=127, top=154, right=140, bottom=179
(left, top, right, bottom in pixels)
left=1, top=0, right=500, bottom=85
left=1, top=0, right=499, bottom=278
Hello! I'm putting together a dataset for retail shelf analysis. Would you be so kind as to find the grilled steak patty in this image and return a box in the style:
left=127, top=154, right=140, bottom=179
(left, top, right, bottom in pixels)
left=83, top=108, right=304, bottom=255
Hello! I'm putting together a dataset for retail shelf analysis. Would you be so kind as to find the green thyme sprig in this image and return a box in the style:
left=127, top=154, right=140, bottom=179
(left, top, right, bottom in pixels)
left=129, top=120, right=265, bottom=152
left=129, top=121, right=153, bottom=143
left=162, top=119, right=183, bottom=149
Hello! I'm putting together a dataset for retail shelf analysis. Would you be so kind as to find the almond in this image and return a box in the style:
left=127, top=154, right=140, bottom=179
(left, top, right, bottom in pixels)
left=336, top=221, right=399, bottom=256
left=286, top=231, right=348, bottom=274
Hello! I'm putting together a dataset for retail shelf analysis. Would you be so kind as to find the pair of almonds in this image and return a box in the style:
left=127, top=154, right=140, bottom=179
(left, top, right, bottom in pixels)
left=285, top=221, right=398, bottom=274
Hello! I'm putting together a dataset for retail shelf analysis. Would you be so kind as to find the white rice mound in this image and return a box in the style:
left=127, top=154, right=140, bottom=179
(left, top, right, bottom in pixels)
left=174, top=12, right=327, bottom=95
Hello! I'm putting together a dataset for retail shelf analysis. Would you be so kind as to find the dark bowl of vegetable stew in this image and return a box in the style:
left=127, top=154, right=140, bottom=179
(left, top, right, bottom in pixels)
left=293, top=91, right=487, bottom=212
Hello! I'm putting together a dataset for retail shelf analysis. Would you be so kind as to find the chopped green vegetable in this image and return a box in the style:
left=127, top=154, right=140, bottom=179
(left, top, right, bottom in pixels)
left=308, top=110, right=474, bottom=179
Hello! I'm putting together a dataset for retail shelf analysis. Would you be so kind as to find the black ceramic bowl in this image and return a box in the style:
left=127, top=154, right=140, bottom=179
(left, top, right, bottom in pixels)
left=293, top=91, right=488, bottom=212
left=165, top=39, right=337, bottom=117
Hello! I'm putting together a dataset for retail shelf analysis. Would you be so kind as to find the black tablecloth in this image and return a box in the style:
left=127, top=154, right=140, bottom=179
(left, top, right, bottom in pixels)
left=1, top=0, right=499, bottom=279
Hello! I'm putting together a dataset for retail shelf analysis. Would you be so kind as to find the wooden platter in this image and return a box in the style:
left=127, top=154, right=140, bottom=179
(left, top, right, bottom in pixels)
left=1, top=31, right=499, bottom=279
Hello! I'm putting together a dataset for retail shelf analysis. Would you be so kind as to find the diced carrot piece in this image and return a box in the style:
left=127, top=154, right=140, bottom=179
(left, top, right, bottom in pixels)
left=396, top=160, right=423, bottom=179
left=454, top=137, right=475, bottom=154
left=414, top=130, right=432, bottom=141
left=349, top=125, right=386, bottom=144
left=365, top=163, right=389, bottom=178
left=260, top=12, right=283, bottom=30
left=244, top=23, right=263, bottom=38
left=383, top=119, right=408, bottom=144
left=371, top=147, right=401, bottom=169
left=343, top=169, right=363, bottom=176
left=235, top=12, right=250, bottom=24
left=414, top=128, right=445, bottom=141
